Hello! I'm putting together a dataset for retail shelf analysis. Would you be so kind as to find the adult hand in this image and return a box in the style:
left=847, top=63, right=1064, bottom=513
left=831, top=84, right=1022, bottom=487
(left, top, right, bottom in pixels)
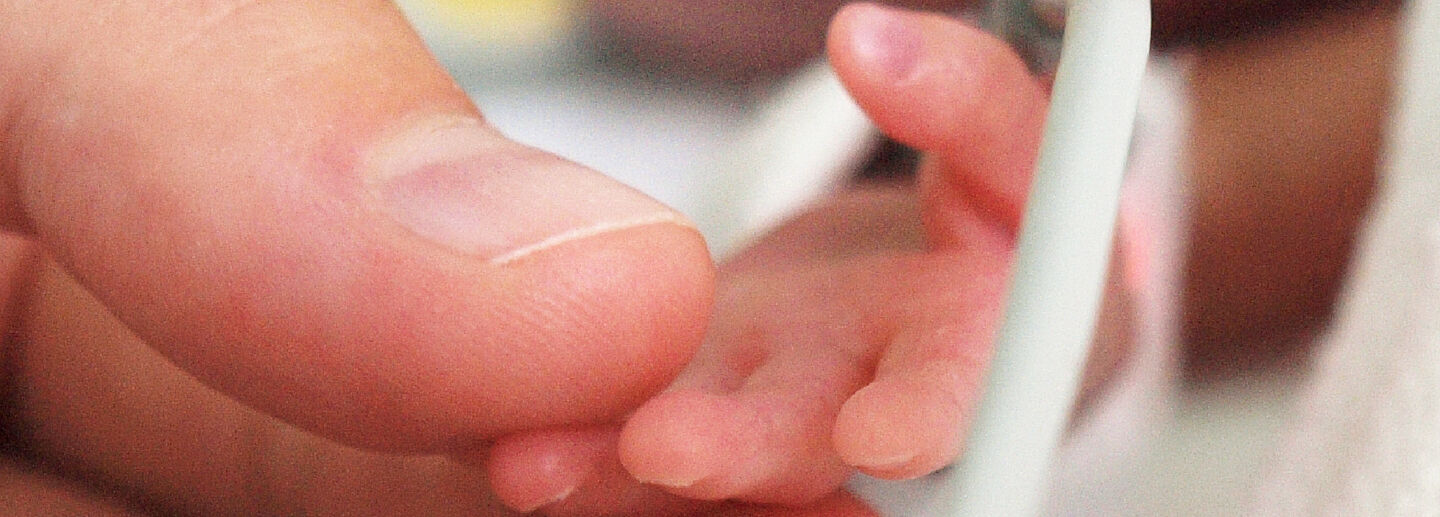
left=0, top=0, right=747, bottom=513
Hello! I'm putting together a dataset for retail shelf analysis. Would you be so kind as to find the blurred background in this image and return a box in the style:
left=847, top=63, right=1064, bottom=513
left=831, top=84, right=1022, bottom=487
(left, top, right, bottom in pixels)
left=396, top=0, right=752, bottom=229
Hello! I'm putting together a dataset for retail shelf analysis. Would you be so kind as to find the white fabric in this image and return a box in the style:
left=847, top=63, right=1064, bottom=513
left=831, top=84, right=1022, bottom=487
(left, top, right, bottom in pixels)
left=1248, top=140, right=1440, bottom=516
left=1250, top=0, right=1440, bottom=513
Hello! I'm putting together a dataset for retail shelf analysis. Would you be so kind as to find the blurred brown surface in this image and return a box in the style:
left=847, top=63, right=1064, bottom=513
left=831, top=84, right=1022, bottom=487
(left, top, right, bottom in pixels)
left=1152, top=0, right=1397, bottom=47
left=1180, top=4, right=1396, bottom=381
left=584, top=0, right=960, bottom=82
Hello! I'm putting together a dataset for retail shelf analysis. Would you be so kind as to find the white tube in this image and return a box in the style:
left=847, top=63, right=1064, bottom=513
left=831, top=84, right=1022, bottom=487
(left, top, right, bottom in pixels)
left=943, top=1, right=1150, bottom=515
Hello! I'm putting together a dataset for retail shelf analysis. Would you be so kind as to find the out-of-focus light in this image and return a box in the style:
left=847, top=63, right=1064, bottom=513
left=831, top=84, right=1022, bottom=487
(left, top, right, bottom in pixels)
left=411, top=0, right=578, bottom=43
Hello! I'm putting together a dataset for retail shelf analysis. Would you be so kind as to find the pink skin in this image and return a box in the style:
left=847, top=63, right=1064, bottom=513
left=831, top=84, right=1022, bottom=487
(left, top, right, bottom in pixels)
left=0, top=0, right=723, bottom=513
left=8, top=250, right=876, bottom=515
left=484, top=4, right=1066, bottom=514
left=0, top=0, right=715, bottom=453
left=0, top=0, right=879, bottom=513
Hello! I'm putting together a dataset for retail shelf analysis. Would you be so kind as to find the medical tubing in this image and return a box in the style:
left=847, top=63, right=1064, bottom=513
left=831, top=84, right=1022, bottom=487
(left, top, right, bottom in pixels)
left=946, top=0, right=1150, bottom=515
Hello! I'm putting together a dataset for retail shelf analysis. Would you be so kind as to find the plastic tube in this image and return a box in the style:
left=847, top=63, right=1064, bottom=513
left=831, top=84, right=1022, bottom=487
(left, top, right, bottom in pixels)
left=941, top=1, right=1150, bottom=515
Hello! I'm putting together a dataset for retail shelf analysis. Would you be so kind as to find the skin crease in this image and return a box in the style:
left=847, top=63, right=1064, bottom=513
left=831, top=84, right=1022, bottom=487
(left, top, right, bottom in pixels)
left=0, top=459, right=144, bottom=516
left=0, top=0, right=1393, bottom=515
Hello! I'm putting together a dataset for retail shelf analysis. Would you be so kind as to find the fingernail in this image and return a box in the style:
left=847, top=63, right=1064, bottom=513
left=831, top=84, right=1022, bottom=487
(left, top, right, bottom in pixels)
left=848, top=3, right=924, bottom=81
left=855, top=453, right=917, bottom=472
left=636, top=472, right=706, bottom=490
left=515, top=483, right=578, bottom=513
left=366, top=116, right=694, bottom=265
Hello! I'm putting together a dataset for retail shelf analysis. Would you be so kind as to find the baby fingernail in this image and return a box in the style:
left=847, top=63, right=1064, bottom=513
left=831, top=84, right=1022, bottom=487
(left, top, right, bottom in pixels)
left=637, top=472, right=706, bottom=490
left=366, top=116, right=693, bottom=265
left=856, top=453, right=917, bottom=472
left=848, top=3, right=924, bottom=81
left=515, top=483, right=578, bottom=513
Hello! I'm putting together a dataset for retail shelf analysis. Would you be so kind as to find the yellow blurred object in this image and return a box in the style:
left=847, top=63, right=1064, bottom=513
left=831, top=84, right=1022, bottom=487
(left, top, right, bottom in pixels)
left=420, top=0, right=577, bottom=43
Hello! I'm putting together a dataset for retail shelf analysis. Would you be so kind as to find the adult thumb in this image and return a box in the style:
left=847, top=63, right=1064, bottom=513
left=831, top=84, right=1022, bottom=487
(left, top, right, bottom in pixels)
left=0, top=0, right=714, bottom=451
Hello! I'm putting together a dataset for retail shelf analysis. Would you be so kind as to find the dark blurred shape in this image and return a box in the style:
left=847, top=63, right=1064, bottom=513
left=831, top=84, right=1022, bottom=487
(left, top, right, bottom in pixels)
left=1152, top=0, right=1398, bottom=47
left=1180, top=3, right=1395, bottom=382
left=583, top=0, right=961, bottom=83
left=856, top=138, right=923, bottom=183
